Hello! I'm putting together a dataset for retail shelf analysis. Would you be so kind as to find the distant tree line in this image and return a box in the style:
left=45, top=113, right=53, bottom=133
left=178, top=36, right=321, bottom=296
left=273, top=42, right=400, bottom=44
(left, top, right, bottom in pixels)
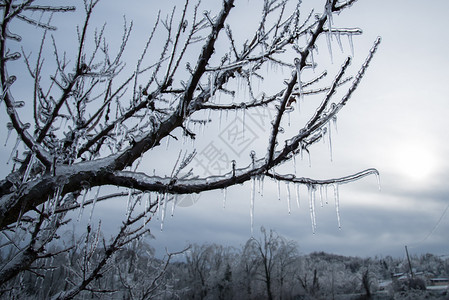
left=1, top=226, right=448, bottom=299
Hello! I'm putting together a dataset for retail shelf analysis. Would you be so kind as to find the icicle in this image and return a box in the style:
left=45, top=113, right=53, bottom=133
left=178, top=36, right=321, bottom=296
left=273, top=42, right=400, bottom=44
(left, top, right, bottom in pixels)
left=332, top=115, right=338, bottom=133
left=310, top=46, right=316, bottom=72
left=52, top=186, right=62, bottom=215
left=326, top=32, right=333, bottom=63
left=336, top=32, right=344, bottom=52
left=77, top=189, right=89, bottom=221
left=165, top=136, right=170, bottom=150
left=325, top=184, right=329, bottom=204
left=333, top=183, right=341, bottom=229
left=222, top=188, right=227, bottom=208
left=219, top=109, right=223, bottom=130
left=259, top=175, right=265, bottom=197
left=348, top=33, right=354, bottom=56
left=327, top=122, right=333, bottom=162
left=209, top=72, right=215, bottom=99
left=143, top=192, right=150, bottom=226
left=4, top=122, right=13, bottom=146
left=7, top=135, right=20, bottom=164
left=161, top=193, right=167, bottom=231
left=325, top=0, right=334, bottom=62
left=156, top=193, right=161, bottom=220
left=171, top=194, right=178, bottom=217
left=250, top=177, right=256, bottom=235
left=88, top=187, right=101, bottom=224
left=277, top=179, right=281, bottom=201
left=308, top=185, right=316, bottom=233
left=201, top=119, right=206, bottom=136
left=22, top=152, right=36, bottom=183
left=319, top=185, right=324, bottom=207
left=242, top=104, right=246, bottom=139
left=295, top=183, right=300, bottom=208
left=126, top=189, right=133, bottom=217
left=292, top=154, right=297, bottom=175
left=325, top=1, right=333, bottom=33
left=294, top=58, right=303, bottom=100
left=286, top=182, right=291, bottom=215
left=306, top=149, right=312, bottom=167
left=375, top=172, right=382, bottom=191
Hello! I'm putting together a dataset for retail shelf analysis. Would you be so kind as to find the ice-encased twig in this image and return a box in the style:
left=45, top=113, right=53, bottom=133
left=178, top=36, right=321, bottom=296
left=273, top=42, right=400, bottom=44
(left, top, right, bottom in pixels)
left=268, top=168, right=379, bottom=186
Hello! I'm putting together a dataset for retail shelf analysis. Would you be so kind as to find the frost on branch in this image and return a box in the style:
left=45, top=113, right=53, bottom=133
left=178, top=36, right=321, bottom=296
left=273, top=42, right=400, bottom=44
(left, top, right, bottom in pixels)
left=0, top=0, right=380, bottom=296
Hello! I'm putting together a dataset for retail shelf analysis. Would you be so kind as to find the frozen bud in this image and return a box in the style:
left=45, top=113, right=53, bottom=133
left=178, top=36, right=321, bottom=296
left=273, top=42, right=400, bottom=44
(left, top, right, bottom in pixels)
left=250, top=150, right=256, bottom=158
left=250, top=150, right=256, bottom=166
left=12, top=100, right=25, bottom=108
left=7, top=75, right=16, bottom=85
left=6, top=52, right=20, bottom=61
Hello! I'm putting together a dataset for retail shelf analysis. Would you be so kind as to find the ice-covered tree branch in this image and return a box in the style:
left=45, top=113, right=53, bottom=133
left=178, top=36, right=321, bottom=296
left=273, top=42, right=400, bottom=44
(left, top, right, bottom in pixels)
left=0, top=0, right=381, bottom=295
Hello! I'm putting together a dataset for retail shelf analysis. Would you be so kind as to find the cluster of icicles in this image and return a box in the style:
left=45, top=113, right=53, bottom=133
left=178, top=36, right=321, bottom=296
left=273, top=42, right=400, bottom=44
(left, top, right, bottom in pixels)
left=249, top=175, right=343, bottom=235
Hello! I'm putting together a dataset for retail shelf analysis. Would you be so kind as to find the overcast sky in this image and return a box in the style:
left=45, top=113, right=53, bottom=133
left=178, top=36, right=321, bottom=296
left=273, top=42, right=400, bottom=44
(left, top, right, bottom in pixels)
left=3, top=0, right=449, bottom=259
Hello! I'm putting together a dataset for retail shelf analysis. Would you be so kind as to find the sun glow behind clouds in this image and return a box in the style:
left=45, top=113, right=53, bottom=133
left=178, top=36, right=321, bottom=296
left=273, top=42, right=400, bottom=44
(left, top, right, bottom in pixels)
left=391, top=140, right=438, bottom=182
